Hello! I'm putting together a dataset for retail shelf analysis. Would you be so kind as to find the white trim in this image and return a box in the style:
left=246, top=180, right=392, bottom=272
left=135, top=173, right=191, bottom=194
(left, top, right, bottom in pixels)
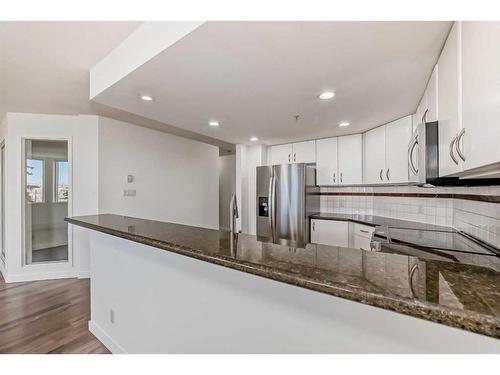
left=20, top=136, right=74, bottom=268
left=4, top=270, right=77, bottom=283
left=89, top=320, right=126, bottom=354
left=77, top=270, right=90, bottom=279
left=0, top=256, right=6, bottom=280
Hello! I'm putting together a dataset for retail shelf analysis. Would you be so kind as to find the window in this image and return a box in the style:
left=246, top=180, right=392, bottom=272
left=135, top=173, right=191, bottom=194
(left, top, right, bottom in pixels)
left=54, top=160, right=69, bottom=203
left=26, top=159, right=44, bottom=203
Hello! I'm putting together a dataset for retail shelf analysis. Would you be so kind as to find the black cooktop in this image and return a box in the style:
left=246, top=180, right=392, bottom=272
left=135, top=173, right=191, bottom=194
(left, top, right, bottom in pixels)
left=378, top=227, right=499, bottom=257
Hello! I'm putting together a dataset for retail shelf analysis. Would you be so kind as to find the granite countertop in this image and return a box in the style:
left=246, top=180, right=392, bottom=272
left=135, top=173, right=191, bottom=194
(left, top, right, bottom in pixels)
left=66, top=214, right=500, bottom=339
left=310, top=212, right=455, bottom=232
left=310, top=212, right=499, bottom=256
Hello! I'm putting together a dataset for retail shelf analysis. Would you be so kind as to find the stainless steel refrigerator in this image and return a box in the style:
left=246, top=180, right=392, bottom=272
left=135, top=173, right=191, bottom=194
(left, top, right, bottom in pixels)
left=256, top=163, right=319, bottom=247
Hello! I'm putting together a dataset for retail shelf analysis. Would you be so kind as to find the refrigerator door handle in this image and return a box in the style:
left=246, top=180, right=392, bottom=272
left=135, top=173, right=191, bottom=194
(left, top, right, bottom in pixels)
left=268, top=176, right=277, bottom=241
left=268, top=177, right=274, bottom=239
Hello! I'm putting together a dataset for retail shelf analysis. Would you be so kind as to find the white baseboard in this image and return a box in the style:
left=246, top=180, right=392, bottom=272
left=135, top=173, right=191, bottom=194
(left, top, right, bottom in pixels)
left=0, top=259, right=6, bottom=281
left=5, top=270, right=77, bottom=283
left=88, top=320, right=126, bottom=354
left=77, top=270, right=90, bottom=279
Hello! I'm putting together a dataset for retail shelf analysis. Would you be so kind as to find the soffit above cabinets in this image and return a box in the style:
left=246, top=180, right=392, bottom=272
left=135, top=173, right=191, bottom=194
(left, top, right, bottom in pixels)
left=91, top=21, right=452, bottom=146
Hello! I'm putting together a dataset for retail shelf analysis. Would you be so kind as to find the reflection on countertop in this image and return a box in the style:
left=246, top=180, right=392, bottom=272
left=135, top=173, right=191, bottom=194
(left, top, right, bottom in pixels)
left=311, top=212, right=499, bottom=257
left=66, top=214, right=500, bottom=339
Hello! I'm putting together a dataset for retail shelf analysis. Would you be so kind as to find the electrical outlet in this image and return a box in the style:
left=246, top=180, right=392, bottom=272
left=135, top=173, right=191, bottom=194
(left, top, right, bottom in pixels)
left=127, top=175, right=134, bottom=183
left=123, top=189, right=136, bottom=197
left=110, top=309, right=115, bottom=324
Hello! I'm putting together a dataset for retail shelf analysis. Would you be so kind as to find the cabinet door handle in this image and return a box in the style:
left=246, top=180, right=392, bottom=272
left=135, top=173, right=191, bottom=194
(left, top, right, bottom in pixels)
left=449, top=135, right=459, bottom=165
left=333, top=172, right=336, bottom=184
left=456, top=128, right=466, bottom=162
left=293, top=153, right=296, bottom=162
left=312, top=221, right=315, bottom=231
left=360, top=229, right=370, bottom=234
left=288, top=153, right=291, bottom=163
left=386, top=168, right=390, bottom=181
left=379, top=169, right=383, bottom=181
left=422, top=109, right=429, bottom=125
left=340, top=172, right=343, bottom=183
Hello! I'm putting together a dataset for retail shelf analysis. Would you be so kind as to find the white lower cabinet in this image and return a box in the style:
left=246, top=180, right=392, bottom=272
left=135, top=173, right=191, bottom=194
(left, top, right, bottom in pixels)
left=310, top=219, right=349, bottom=247
left=311, top=219, right=376, bottom=250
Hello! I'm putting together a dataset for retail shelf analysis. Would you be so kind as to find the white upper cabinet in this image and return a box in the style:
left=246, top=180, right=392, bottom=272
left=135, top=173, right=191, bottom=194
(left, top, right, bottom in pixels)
left=316, top=137, right=338, bottom=185
left=385, top=116, right=412, bottom=183
left=461, top=21, right=500, bottom=174
left=292, top=140, right=316, bottom=163
left=363, top=126, right=386, bottom=184
left=338, top=134, right=363, bottom=185
left=426, top=65, right=439, bottom=122
left=416, top=65, right=439, bottom=124
left=269, top=144, right=293, bottom=165
left=438, top=22, right=463, bottom=177
left=268, top=141, right=315, bottom=165
left=363, top=116, right=412, bottom=184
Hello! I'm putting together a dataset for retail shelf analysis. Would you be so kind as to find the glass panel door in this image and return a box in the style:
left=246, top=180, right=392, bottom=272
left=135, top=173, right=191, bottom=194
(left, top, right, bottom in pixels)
left=24, top=139, right=69, bottom=264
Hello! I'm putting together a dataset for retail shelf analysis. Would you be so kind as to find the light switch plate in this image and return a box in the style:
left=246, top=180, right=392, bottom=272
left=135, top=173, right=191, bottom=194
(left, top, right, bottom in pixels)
left=127, top=175, right=134, bottom=183
left=123, top=189, right=136, bottom=197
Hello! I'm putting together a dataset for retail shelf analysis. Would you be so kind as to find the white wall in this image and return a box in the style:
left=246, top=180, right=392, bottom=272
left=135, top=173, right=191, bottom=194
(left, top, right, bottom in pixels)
left=218, top=154, right=236, bottom=230
left=98, top=117, right=219, bottom=230
left=89, top=231, right=500, bottom=354
left=1, top=113, right=99, bottom=282
left=235, top=144, right=267, bottom=235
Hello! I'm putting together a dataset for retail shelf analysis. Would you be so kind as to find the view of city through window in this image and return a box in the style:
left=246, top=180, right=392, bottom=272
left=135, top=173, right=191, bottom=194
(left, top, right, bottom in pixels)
left=26, top=159, right=44, bottom=203
left=56, top=160, right=69, bottom=202
left=26, top=159, right=69, bottom=203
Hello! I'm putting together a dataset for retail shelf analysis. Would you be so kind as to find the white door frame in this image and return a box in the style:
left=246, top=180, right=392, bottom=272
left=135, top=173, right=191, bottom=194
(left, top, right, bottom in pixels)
left=20, top=136, right=73, bottom=269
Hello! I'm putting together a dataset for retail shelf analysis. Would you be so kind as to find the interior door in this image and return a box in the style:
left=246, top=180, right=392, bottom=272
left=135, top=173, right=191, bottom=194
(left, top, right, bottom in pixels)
left=316, top=137, right=338, bottom=186
left=274, top=164, right=306, bottom=246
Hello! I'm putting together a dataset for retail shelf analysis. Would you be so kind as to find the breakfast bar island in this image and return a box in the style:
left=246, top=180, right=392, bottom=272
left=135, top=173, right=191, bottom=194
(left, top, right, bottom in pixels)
left=66, top=214, right=500, bottom=353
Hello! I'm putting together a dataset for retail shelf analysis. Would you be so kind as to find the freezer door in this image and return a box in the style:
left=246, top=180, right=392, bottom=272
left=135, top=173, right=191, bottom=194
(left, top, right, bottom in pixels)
left=274, top=163, right=306, bottom=246
left=256, top=166, right=273, bottom=241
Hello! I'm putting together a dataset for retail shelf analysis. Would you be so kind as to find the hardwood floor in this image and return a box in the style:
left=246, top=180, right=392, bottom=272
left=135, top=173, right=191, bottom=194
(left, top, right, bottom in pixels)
left=0, top=274, right=110, bottom=354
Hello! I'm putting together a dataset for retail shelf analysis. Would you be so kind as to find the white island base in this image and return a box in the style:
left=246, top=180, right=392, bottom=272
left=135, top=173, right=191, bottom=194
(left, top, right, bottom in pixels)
left=88, top=231, right=500, bottom=354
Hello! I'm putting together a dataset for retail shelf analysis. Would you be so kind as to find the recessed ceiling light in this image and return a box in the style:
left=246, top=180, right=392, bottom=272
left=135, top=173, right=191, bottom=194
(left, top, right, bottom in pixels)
left=250, top=136, right=258, bottom=142
left=140, top=95, right=153, bottom=102
left=319, top=91, right=335, bottom=100
left=339, top=121, right=350, bottom=127
left=209, top=121, right=220, bottom=127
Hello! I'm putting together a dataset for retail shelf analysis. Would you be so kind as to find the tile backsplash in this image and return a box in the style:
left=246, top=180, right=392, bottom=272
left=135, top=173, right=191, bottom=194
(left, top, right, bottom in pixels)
left=319, top=185, right=500, bottom=248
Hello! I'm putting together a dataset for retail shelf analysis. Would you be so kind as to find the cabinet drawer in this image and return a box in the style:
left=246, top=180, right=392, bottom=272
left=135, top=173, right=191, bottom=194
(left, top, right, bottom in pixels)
left=353, top=223, right=375, bottom=239
left=354, top=234, right=372, bottom=251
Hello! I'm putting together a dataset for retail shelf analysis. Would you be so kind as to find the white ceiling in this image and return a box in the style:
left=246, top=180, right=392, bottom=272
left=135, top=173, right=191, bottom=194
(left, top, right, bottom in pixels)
left=0, top=21, right=141, bottom=120
left=93, top=21, right=452, bottom=146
